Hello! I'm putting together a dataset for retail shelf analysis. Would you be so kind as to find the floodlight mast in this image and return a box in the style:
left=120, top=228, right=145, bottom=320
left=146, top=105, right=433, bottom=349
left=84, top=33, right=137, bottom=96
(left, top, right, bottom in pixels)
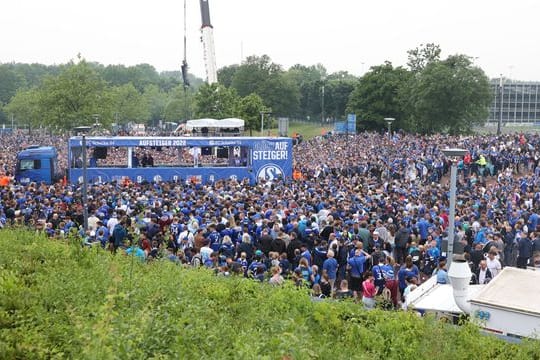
left=200, top=0, right=218, bottom=84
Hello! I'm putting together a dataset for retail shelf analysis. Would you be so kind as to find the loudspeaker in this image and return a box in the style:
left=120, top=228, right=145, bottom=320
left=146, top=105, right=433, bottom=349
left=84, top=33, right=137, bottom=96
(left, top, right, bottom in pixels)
left=94, top=147, right=107, bottom=159
left=216, top=147, right=228, bottom=158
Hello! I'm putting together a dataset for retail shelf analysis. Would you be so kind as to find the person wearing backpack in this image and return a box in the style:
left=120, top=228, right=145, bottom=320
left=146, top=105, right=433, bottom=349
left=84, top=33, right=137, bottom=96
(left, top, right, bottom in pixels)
left=190, top=247, right=203, bottom=267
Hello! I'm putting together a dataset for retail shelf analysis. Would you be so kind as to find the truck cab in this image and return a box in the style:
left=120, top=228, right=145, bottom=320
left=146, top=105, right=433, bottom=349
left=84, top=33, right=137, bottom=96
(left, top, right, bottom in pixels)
left=15, top=146, right=60, bottom=185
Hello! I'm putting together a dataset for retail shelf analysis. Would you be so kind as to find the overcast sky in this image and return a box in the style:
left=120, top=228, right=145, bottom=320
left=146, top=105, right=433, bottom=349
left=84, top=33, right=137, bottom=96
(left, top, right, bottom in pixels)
left=2, top=0, right=539, bottom=81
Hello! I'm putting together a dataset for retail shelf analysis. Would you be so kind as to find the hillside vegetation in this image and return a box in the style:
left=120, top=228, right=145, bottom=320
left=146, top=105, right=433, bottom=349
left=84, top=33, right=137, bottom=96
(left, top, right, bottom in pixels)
left=0, top=230, right=538, bottom=359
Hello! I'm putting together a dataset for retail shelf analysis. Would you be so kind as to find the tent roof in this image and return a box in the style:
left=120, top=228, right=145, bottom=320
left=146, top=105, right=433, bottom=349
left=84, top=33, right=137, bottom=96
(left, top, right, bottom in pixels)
left=470, top=267, right=540, bottom=315
left=179, top=118, right=245, bottom=131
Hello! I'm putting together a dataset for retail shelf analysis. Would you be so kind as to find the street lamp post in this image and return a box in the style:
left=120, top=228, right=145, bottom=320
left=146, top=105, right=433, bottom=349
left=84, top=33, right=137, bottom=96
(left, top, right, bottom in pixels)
left=384, top=117, right=395, bottom=140
left=74, top=126, right=92, bottom=233
left=321, top=75, right=326, bottom=126
left=260, top=110, right=272, bottom=135
left=497, top=75, right=504, bottom=136
left=442, top=148, right=468, bottom=266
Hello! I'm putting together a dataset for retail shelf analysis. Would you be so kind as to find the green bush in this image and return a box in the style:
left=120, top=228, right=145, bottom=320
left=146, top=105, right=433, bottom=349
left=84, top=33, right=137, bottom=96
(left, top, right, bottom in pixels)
left=0, top=229, right=538, bottom=359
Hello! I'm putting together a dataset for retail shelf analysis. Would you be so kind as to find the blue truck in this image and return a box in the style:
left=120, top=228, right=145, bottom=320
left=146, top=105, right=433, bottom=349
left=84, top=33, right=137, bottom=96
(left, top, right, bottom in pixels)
left=15, top=146, right=61, bottom=185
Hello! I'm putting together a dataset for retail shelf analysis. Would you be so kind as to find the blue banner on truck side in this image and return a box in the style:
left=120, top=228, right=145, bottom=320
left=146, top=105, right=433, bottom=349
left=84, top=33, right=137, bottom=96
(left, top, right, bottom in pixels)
left=347, top=114, right=356, bottom=133
left=68, top=136, right=293, bottom=185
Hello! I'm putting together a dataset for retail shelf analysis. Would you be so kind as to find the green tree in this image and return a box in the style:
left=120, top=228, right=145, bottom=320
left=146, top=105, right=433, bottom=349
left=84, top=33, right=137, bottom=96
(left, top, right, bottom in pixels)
left=0, top=65, right=27, bottom=123
left=39, top=59, right=112, bottom=129
left=163, top=99, right=187, bottom=123
left=285, top=64, right=326, bottom=120
left=159, top=70, right=203, bottom=92
left=194, top=83, right=239, bottom=119
left=347, top=62, right=411, bottom=131
left=3, top=88, right=43, bottom=129
left=401, top=54, right=491, bottom=134
left=109, top=83, right=149, bottom=125
left=325, top=72, right=357, bottom=120
left=0, top=65, right=26, bottom=105
left=407, top=43, right=441, bottom=72
left=236, top=93, right=266, bottom=135
left=163, top=85, right=196, bottom=123
left=142, top=84, right=169, bottom=125
left=99, top=64, right=161, bottom=92
left=217, top=64, right=239, bottom=88
left=230, top=55, right=300, bottom=116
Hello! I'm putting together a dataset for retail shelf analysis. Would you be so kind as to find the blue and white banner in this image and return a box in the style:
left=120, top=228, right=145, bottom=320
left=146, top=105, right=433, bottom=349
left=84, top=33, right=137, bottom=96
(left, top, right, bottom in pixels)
left=69, top=136, right=293, bottom=185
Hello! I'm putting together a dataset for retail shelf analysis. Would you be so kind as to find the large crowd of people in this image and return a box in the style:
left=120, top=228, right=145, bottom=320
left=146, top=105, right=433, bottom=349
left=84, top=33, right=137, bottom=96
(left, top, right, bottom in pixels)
left=1, top=129, right=540, bottom=309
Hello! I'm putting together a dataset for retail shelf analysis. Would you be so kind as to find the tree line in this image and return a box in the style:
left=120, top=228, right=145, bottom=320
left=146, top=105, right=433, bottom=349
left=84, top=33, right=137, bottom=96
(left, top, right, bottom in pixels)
left=0, top=44, right=492, bottom=134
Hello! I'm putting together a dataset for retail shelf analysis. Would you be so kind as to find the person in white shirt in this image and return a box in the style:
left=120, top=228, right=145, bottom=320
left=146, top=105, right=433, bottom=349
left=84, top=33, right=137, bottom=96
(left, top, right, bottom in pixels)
left=200, top=240, right=213, bottom=263
left=475, top=260, right=493, bottom=284
left=485, top=250, right=502, bottom=278
left=107, top=214, right=119, bottom=235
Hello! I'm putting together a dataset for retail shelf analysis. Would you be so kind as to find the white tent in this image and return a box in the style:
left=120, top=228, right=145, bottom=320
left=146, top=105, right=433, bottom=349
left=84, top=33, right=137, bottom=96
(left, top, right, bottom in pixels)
left=174, top=118, right=245, bottom=134
left=185, top=118, right=218, bottom=131
left=219, top=118, right=245, bottom=129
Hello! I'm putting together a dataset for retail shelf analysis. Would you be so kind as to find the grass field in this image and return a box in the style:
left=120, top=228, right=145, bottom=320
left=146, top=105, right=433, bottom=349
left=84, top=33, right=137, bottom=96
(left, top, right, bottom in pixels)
left=252, top=121, right=333, bottom=140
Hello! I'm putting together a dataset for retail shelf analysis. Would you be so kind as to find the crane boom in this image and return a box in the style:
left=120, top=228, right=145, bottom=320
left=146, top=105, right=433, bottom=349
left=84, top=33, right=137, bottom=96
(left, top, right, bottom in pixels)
left=181, top=0, right=189, bottom=87
left=200, top=0, right=218, bottom=84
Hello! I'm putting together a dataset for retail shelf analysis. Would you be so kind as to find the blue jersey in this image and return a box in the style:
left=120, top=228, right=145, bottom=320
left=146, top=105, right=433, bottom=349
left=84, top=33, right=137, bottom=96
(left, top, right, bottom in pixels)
left=347, top=255, right=367, bottom=278
left=323, top=258, right=338, bottom=279
left=417, top=219, right=430, bottom=240
left=301, top=250, right=312, bottom=266
left=398, top=266, right=419, bottom=290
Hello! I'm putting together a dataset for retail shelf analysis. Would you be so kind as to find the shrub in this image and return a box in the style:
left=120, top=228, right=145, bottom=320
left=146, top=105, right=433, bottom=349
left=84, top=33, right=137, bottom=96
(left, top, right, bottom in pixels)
left=0, top=229, right=538, bottom=359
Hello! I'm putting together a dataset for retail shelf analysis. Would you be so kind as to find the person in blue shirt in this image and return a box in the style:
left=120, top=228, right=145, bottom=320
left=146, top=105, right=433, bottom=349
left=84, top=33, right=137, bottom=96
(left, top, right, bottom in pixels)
left=300, top=244, right=312, bottom=266
left=294, top=258, right=313, bottom=286
left=417, top=216, right=430, bottom=243
left=206, top=224, right=222, bottom=252
left=322, top=249, right=338, bottom=291
left=398, top=255, right=420, bottom=297
left=248, top=254, right=267, bottom=278
left=218, top=235, right=235, bottom=259
left=528, top=212, right=539, bottom=232
left=95, top=221, right=110, bottom=248
left=434, top=260, right=449, bottom=284
left=426, top=240, right=441, bottom=261
left=125, top=243, right=146, bottom=260
left=474, top=221, right=489, bottom=245
left=348, top=247, right=371, bottom=298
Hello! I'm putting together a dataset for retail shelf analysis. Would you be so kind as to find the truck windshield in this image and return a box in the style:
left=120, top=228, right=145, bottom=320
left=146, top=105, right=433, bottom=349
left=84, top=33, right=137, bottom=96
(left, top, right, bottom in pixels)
left=19, top=159, right=41, bottom=170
